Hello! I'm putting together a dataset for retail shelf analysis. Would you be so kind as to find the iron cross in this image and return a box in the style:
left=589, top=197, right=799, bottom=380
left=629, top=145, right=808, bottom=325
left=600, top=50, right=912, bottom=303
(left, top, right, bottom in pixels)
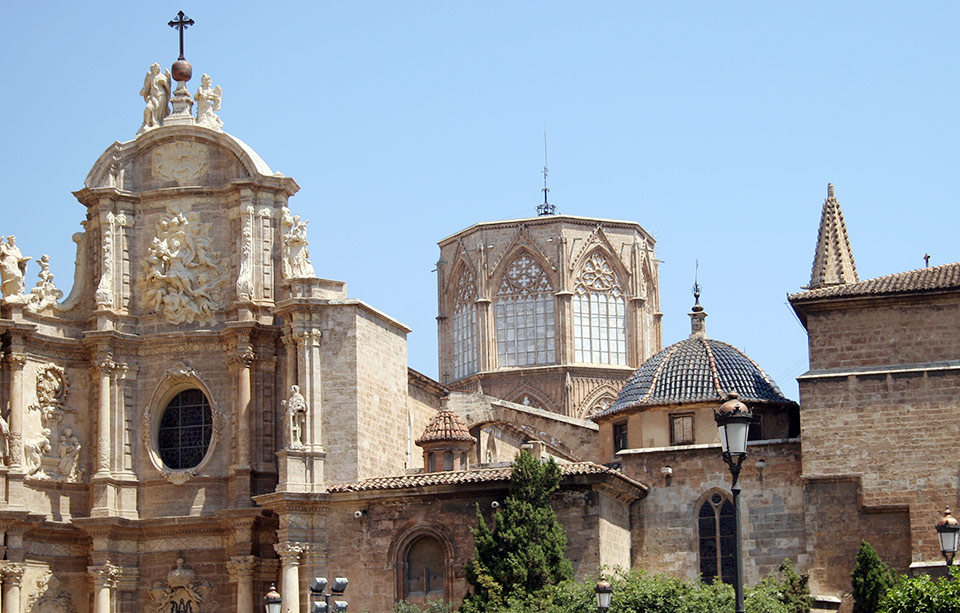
left=168, top=11, right=195, bottom=60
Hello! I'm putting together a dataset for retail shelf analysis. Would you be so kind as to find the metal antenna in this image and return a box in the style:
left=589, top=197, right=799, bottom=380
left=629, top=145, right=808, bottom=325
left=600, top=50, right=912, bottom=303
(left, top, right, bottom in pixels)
left=537, top=129, right=556, bottom=216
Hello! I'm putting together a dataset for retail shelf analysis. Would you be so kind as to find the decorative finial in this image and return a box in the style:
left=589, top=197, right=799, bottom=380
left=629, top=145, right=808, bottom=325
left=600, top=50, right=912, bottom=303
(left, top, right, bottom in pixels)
left=692, top=259, right=703, bottom=312
left=690, top=260, right=707, bottom=336
left=925, top=253, right=931, bottom=268
left=537, top=129, right=556, bottom=216
left=827, top=182, right=835, bottom=199
left=168, top=11, right=195, bottom=83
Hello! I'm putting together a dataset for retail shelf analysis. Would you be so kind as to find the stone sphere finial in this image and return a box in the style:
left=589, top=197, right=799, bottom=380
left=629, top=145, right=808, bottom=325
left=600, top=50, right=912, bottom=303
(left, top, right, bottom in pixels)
left=171, top=59, right=193, bottom=83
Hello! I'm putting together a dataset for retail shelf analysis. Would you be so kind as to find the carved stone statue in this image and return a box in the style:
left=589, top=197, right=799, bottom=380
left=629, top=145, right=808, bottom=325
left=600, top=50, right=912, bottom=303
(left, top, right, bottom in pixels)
left=139, top=63, right=171, bottom=134
left=57, top=428, right=81, bottom=482
left=0, top=413, right=9, bottom=466
left=194, top=73, right=223, bottom=130
left=0, top=235, right=30, bottom=300
left=281, top=210, right=316, bottom=279
left=282, top=385, right=308, bottom=449
left=27, top=254, right=63, bottom=312
left=137, top=208, right=223, bottom=325
left=24, top=428, right=51, bottom=478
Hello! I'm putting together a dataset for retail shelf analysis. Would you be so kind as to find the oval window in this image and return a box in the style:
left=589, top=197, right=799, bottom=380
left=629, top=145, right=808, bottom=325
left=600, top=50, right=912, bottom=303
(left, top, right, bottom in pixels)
left=157, top=389, right=213, bottom=469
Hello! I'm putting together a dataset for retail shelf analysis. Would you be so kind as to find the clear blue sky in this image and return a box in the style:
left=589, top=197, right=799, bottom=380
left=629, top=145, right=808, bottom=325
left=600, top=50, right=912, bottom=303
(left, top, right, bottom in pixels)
left=3, top=2, right=958, bottom=400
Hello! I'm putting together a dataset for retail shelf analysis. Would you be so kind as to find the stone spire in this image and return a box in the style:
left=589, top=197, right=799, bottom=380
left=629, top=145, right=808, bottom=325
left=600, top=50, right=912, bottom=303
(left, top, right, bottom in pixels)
left=808, top=183, right=858, bottom=289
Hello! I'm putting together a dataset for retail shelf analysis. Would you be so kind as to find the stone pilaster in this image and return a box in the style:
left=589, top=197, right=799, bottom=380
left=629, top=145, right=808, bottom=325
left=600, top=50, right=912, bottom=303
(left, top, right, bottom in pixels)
left=227, top=555, right=258, bottom=613
left=87, top=562, right=120, bottom=613
left=0, top=562, right=24, bottom=613
left=5, top=354, right=25, bottom=470
left=94, top=356, right=118, bottom=478
left=275, top=541, right=305, bottom=613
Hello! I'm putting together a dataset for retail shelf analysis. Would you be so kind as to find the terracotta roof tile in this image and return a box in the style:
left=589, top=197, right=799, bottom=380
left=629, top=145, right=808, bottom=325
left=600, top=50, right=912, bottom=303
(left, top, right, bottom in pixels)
left=327, top=462, right=643, bottom=493
left=790, top=262, right=960, bottom=302
left=415, top=409, right=474, bottom=445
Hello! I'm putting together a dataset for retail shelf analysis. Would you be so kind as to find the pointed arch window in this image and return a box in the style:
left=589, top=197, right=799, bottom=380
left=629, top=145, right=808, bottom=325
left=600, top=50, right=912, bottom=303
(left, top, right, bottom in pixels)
left=402, top=535, right=447, bottom=603
left=453, top=267, right=478, bottom=379
left=495, top=254, right=556, bottom=367
left=698, top=492, right=736, bottom=585
left=573, top=252, right=627, bottom=365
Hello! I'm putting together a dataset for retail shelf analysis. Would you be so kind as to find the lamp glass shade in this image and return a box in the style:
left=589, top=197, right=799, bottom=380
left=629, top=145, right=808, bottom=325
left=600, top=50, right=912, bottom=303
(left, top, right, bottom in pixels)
left=939, top=526, right=960, bottom=554
left=265, top=599, right=282, bottom=613
left=718, top=425, right=728, bottom=454
left=723, top=420, right=750, bottom=456
left=596, top=590, right=612, bottom=609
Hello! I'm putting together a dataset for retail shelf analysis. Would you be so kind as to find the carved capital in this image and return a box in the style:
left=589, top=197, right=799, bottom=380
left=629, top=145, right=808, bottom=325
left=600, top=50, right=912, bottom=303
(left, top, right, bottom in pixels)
left=0, top=561, right=24, bottom=584
left=87, top=562, right=121, bottom=588
left=293, top=329, right=322, bottom=347
left=233, top=347, right=256, bottom=367
left=226, top=555, right=258, bottom=582
left=6, top=353, right=26, bottom=370
left=95, top=356, right=118, bottom=375
left=274, top=541, right=305, bottom=565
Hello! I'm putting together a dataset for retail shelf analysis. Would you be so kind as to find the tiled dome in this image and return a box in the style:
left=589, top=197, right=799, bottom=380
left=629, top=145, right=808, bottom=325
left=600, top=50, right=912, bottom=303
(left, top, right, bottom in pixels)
left=596, top=299, right=796, bottom=419
left=416, top=409, right=474, bottom=446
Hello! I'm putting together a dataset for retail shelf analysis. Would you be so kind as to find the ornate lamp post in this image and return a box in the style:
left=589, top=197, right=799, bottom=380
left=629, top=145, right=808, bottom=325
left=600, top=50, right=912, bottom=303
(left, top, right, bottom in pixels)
left=310, top=576, right=349, bottom=612
left=264, top=584, right=282, bottom=613
left=594, top=576, right=612, bottom=612
left=936, top=506, right=960, bottom=566
left=714, top=391, right=752, bottom=613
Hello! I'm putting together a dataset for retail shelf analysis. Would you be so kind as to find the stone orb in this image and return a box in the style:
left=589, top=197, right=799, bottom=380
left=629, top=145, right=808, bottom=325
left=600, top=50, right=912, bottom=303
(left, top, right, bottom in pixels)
left=171, top=60, right=193, bottom=83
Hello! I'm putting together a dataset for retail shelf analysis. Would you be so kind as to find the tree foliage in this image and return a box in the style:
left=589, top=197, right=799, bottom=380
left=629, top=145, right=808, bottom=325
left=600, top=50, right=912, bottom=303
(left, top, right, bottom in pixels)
left=747, top=560, right=812, bottom=613
left=461, top=451, right=573, bottom=612
left=879, top=567, right=960, bottom=613
left=852, top=541, right=898, bottom=613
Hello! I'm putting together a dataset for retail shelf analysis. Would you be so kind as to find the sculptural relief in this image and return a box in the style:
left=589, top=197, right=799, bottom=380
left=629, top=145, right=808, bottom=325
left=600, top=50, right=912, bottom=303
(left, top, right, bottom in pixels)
left=138, top=63, right=171, bottom=134
left=137, top=208, right=223, bottom=325
left=147, top=558, right=216, bottom=613
left=0, top=235, right=31, bottom=301
left=282, top=384, right=308, bottom=449
left=152, top=142, right=209, bottom=186
left=27, top=571, right=75, bottom=613
left=26, top=254, right=63, bottom=312
left=194, top=73, right=223, bottom=131
left=24, top=428, right=52, bottom=478
left=24, top=364, right=81, bottom=481
left=57, top=428, right=82, bottom=482
left=280, top=208, right=316, bottom=279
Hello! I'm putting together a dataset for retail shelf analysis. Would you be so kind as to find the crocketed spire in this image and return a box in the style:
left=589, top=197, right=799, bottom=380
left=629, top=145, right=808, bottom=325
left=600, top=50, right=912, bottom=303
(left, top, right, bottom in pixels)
left=808, top=183, right=858, bottom=289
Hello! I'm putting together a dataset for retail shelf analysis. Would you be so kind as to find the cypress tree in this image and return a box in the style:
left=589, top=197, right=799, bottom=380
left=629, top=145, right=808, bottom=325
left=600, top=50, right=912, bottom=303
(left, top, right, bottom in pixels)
left=463, top=450, right=573, bottom=611
left=852, top=540, right=897, bottom=613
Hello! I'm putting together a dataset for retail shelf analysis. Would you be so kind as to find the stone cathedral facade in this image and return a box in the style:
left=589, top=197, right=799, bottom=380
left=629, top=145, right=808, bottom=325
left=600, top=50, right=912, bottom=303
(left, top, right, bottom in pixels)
left=0, top=54, right=957, bottom=613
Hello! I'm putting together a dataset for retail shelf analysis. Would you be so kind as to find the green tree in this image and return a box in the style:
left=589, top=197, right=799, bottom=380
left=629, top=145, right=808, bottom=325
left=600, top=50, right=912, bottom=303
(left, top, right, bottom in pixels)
left=746, top=560, right=812, bottom=613
left=879, top=567, right=960, bottom=613
left=461, top=451, right=573, bottom=612
left=852, top=541, right=898, bottom=613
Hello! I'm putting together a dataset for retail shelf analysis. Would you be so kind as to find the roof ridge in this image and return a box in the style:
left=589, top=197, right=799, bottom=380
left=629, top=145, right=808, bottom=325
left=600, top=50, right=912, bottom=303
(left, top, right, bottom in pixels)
left=641, top=343, right=682, bottom=404
left=700, top=334, right=724, bottom=397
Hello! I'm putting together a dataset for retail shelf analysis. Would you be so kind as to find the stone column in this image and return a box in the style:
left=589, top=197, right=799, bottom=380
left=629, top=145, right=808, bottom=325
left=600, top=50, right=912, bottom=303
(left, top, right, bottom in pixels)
left=94, top=357, right=116, bottom=477
left=227, top=555, right=258, bottom=613
left=87, top=563, right=119, bottom=613
left=235, top=346, right=255, bottom=468
left=275, top=542, right=304, bottom=613
left=282, top=334, right=297, bottom=397
left=6, top=354, right=25, bottom=470
left=1, top=562, right=24, bottom=613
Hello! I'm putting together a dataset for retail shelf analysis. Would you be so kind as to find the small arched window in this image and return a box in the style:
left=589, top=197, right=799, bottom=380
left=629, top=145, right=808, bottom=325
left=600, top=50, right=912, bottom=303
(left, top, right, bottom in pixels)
left=452, top=267, right=478, bottom=379
left=573, top=252, right=627, bottom=365
left=403, top=536, right=446, bottom=603
left=157, top=389, right=213, bottom=470
left=495, top=254, right=555, bottom=367
left=698, top=492, right=736, bottom=584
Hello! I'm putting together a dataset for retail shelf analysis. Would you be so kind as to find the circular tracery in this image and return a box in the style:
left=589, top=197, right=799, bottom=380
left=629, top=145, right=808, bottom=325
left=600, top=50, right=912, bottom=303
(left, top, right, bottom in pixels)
left=157, top=388, right=213, bottom=470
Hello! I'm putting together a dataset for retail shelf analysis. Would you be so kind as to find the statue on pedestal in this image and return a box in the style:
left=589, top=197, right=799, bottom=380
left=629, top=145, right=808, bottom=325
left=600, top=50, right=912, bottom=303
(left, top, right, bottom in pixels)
left=282, top=385, right=308, bottom=449
left=195, top=73, right=223, bottom=130
left=0, top=235, right=30, bottom=300
left=139, top=63, right=171, bottom=134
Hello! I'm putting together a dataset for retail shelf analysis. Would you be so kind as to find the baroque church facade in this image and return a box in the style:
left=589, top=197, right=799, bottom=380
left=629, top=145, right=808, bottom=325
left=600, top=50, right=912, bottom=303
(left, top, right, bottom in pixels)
left=0, top=50, right=956, bottom=613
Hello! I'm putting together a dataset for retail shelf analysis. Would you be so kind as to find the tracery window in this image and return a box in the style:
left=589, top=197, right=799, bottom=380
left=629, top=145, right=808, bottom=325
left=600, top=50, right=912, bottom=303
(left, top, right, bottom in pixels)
left=452, top=267, right=478, bottom=379
left=495, top=254, right=555, bottom=367
left=573, top=252, right=627, bottom=365
left=158, top=389, right=213, bottom=470
left=403, top=536, right=446, bottom=603
left=698, top=493, right=736, bottom=585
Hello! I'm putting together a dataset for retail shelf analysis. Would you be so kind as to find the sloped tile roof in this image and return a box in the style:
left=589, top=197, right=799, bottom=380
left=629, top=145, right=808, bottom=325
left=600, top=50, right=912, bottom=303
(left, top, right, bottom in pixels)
left=415, top=409, right=474, bottom=445
left=327, top=462, right=643, bottom=493
left=596, top=335, right=795, bottom=419
left=790, top=262, right=960, bottom=302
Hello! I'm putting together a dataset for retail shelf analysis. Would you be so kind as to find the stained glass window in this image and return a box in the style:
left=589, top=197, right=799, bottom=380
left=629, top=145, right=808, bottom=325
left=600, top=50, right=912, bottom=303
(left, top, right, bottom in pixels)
left=495, top=254, right=555, bottom=367
left=158, top=389, right=213, bottom=470
left=453, top=268, right=477, bottom=379
left=699, top=493, right=736, bottom=585
left=573, top=252, right=627, bottom=365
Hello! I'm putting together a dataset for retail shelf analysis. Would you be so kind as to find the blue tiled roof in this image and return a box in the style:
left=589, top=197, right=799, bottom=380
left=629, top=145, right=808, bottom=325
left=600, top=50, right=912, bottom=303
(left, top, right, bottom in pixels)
left=596, top=334, right=796, bottom=419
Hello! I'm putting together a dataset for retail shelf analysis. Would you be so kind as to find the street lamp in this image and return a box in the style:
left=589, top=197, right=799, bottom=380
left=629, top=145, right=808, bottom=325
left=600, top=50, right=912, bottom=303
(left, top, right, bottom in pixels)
left=714, top=391, right=752, bottom=613
left=594, top=576, right=612, bottom=612
left=264, top=584, right=282, bottom=613
left=936, top=506, right=960, bottom=566
left=310, top=576, right=349, bottom=612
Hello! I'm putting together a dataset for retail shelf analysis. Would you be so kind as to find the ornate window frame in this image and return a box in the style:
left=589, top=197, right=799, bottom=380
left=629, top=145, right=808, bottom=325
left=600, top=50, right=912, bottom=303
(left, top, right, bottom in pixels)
left=696, top=489, right=736, bottom=585
left=493, top=251, right=557, bottom=368
left=572, top=250, right=628, bottom=365
left=141, top=362, right=224, bottom=485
